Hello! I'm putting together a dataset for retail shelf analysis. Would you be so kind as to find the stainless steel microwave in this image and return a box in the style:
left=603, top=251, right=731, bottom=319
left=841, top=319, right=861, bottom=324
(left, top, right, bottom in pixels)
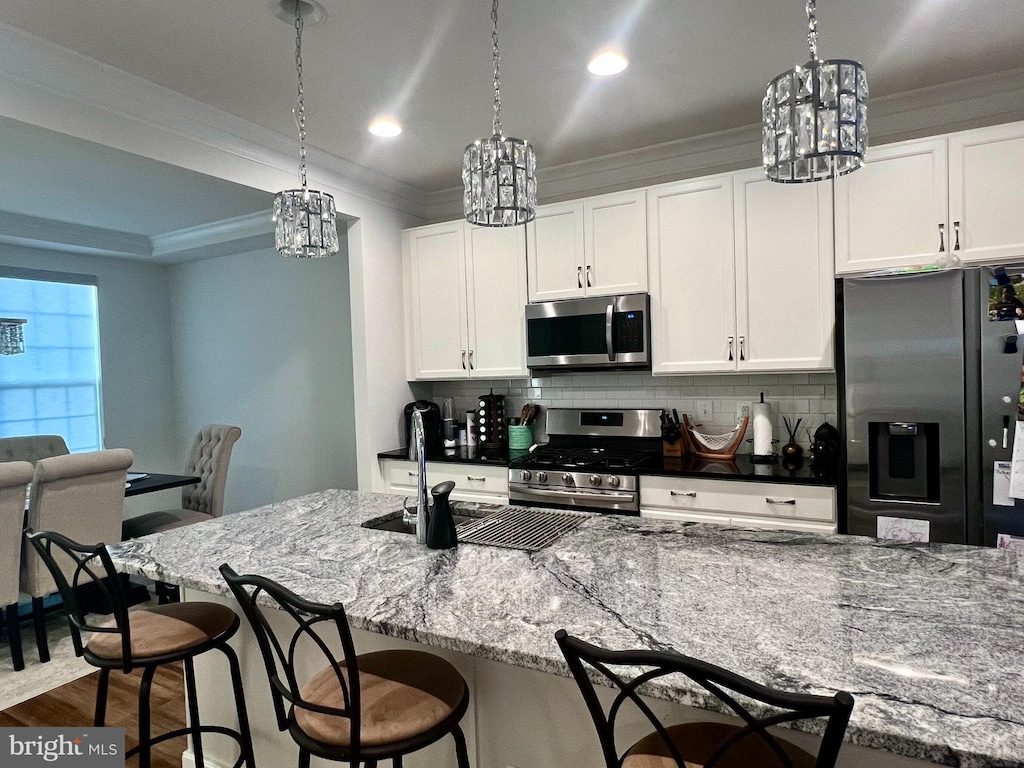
left=525, top=293, right=651, bottom=371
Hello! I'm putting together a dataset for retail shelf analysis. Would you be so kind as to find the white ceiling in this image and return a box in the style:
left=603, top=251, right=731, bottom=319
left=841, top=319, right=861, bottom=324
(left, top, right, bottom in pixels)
left=0, top=115, right=272, bottom=237
left=1, top=1, right=1023, bottom=194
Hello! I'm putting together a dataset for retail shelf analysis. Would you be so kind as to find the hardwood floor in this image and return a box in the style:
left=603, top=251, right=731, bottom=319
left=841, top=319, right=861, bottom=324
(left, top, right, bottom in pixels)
left=0, top=662, right=187, bottom=768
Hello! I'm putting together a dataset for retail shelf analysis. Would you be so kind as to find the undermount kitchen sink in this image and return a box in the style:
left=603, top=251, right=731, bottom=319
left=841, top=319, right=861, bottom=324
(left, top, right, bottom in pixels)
left=362, top=509, right=483, bottom=534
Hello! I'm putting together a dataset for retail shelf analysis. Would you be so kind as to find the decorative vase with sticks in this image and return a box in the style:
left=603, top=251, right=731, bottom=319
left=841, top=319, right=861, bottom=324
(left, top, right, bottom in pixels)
left=782, top=417, right=803, bottom=460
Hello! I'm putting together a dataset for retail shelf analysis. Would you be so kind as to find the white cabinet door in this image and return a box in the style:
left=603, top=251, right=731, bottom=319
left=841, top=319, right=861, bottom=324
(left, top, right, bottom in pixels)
left=404, top=222, right=469, bottom=380
left=834, top=137, right=948, bottom=274
left=466, top=225, right=529, bottom=378
left=734, top=169, right=835, bottom=371
left=949, top=122, right=1024, bottom=265
left=526, top=201, right=585, bottom=302
left=647, top=176, right=737, bottom=374
left=583, top=189, right=648, bottom=296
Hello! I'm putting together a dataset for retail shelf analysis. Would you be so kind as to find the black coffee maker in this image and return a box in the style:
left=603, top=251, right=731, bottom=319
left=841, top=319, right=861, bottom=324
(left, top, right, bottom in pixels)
left=404, top=401, right=443, bottom=458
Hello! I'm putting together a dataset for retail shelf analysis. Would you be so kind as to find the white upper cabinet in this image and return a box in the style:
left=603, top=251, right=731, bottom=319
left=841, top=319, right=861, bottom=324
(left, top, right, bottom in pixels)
left=526, top=201, right=585, bottom=301
left=404, top=222, right=469, bottom=380
left=648, top=175, right=737, bottom=374
left=405, top=220, right=528, bottom=381
left=834, top=137, right=948, bottom=274
left=465, top=226, right=529, bottom=378
left=949, top=122, right=1024, bottom=264
left=583, top=189, right=648, bottom=295
left=527, top=190, right=647, bottom=302
left=734, top=169, right=834, bottom=371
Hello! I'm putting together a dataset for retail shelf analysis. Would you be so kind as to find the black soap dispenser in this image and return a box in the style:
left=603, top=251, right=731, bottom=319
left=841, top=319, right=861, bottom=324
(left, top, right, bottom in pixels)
left=426, top=481, right=458, bottom=550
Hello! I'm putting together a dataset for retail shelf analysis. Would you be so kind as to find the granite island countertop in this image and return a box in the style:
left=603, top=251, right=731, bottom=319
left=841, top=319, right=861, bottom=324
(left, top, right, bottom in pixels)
left=108, top=490, right=1024, bottom=767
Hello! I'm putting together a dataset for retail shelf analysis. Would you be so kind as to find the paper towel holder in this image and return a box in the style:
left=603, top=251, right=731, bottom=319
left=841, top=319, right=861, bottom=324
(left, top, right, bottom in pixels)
left=750, top=392, right=778, bottom=464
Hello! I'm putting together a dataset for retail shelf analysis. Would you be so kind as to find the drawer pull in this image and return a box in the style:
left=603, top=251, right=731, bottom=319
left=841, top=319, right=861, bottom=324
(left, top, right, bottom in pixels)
left=467, top=476, right=486, bottom=482
left=407, top=471, right=417, bottom=477
left=766, top=497, right=797, bottom=505
left=670, top=491, right=697, bottom=498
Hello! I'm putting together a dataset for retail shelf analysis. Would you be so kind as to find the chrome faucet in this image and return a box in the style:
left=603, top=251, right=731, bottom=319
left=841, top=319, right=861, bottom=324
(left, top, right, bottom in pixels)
left=404, top=407, right=430, bottom=544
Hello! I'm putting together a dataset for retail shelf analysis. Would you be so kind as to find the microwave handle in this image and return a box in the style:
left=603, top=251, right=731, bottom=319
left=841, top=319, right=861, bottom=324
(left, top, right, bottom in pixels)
left=606, top=302, right=615, bottom=361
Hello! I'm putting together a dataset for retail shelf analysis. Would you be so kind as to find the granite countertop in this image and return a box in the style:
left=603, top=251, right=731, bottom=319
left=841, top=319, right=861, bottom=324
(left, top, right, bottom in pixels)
left=108, top=490, right=1024, bottom=767
left=641, top=454, right=838, bottom=487
left=377, top=447, right=513, bottom=466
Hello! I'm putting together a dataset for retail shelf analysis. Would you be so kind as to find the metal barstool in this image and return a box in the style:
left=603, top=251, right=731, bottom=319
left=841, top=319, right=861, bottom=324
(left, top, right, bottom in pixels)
left=27, top=530, right=256, bottom=768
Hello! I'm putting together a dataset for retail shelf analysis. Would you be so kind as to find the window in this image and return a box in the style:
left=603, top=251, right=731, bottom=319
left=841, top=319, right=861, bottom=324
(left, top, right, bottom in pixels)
left=0, top=271, right=103, bottom=452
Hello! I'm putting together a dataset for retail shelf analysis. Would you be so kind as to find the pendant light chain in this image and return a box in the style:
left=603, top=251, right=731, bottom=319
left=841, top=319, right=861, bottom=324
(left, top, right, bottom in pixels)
left=294, top=0, right=308, bottom=191
left=491, top=0, right=502, bottom=137
left=806, top=0, right=818, bottom=61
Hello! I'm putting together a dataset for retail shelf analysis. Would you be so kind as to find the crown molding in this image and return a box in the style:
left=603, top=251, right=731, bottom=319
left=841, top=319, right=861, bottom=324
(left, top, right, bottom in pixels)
left=0, top=211, right=151, bottom=259
left=0, top=23, right=428, bottom=219
left=424, top=67, right=1024, bottom=221
left=150, top=210, right=273, bottom=260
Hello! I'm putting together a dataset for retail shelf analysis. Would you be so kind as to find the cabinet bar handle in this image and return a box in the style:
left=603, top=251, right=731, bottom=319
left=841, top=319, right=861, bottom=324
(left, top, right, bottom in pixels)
left=938, top=223, right=945, bottom=253
left=727, top=336, right=734, bottom=362
left=586, top=265, right=592, bottom=287
left=577, top=266, right=583, bottom=288
left=766, top=497, right=797, bottom=505
left=467, top=476, right=486, bottom=482
left=469, top=350, right=475, bottom=369
left=953, top=221, right=961, bottom=251
left=739, top=335, right=746, bottom=362
left=670, top=491, right=697, bottom=497
left=461, top=350, right=467, bottom=370
left=408, top=471, right=417, bottom=477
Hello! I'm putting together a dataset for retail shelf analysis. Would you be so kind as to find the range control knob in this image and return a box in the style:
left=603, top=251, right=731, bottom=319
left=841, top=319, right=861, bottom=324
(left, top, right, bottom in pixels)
left=537, top=471, right=547, bottom=483
left=520, top=470, right=532, bottom=482
left=590, top=474, right=602, bottom=486
left=561, top=473, right=574, bottom=485
left=607, top=476, right=621, bottom=488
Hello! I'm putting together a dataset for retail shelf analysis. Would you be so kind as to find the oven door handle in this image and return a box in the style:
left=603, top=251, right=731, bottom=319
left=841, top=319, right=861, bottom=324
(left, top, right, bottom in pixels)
left=513, top=486, right=635, bottom=502
left=605, top=302, right=615, bottom=361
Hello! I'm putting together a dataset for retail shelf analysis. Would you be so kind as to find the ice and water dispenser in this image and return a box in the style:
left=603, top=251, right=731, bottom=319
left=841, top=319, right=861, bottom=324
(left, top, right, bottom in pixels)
left=868, top=422, right=941, bottom=503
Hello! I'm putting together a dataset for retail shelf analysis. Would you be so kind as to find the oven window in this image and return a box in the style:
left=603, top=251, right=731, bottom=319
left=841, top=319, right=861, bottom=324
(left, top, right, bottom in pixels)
left=528, top=314, right=607, bottom=356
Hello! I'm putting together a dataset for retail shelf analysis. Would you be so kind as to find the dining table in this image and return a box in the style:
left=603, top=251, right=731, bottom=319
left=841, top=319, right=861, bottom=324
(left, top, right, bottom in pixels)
left=125, top=472, right=200, bottom=497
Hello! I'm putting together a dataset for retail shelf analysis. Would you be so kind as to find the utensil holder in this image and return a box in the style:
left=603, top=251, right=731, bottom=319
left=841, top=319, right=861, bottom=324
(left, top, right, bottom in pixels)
left=508, top=424, right=532, bottom=450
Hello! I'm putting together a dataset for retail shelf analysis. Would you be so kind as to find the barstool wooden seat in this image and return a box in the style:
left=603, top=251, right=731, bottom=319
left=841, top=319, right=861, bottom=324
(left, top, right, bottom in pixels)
left=220, top=564, right=471, bottom=768
left=556, top=630, right=854, bottom=768
left=27, top=530, right=255, bottom=768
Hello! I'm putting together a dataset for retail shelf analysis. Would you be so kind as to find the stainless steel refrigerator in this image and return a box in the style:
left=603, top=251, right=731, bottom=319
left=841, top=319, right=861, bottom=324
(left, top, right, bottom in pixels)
left=841, top=266, right=1024, bottom=546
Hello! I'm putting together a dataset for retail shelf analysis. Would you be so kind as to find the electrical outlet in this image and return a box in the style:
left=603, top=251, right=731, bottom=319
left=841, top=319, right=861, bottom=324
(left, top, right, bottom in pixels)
left=696, top=400, right=713, bottom=420
left=737, top=403, right=750, bottom=419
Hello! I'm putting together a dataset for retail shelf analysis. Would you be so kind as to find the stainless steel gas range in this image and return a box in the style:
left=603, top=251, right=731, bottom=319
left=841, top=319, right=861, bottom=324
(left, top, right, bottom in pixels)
left=507, top=408, right=662, bottom=514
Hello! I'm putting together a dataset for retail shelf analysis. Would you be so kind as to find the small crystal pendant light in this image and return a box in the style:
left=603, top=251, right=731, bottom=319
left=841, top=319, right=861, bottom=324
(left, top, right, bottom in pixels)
left=463, top=0, right=537, bottom=227
left=273, top=0, right=339, bottom=257
left=763, top=0, right=868, bottom=183
left=0, top=318, right=27, bottom=355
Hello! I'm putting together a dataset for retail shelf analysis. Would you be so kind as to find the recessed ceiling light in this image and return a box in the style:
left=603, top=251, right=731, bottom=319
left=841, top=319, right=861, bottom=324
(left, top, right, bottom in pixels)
left=588, top=51, right=628, bottom=77
left=368, top=118, right=402, bottom=137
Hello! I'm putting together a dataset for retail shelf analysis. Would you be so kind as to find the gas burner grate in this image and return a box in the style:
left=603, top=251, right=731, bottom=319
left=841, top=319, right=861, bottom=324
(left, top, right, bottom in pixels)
left=456, top=507, right=588, bottom=552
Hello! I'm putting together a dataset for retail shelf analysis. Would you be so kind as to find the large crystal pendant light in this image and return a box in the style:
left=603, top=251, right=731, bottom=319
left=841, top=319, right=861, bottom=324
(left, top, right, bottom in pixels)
left=0, top=318, right=26, bottom=355
left=273, top=0, right=339, bottom=257
left=463, top=0, right=537, bottom=227
left=763, top=0, right=868, bottom=183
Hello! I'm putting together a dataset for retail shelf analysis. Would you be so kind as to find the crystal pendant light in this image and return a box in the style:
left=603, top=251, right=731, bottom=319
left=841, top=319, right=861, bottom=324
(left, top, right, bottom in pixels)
left=763, top=0, right=868, bottom=183
left=462, top=0, right=537, bottom=227
left=0, top=318, right=26, bottom=355
left=273, top=1, right=339, bottom=257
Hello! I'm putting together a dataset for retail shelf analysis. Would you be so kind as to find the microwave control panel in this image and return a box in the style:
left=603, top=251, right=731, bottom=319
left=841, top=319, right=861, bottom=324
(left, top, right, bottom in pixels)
left=614, top=311, right=645, bottom=352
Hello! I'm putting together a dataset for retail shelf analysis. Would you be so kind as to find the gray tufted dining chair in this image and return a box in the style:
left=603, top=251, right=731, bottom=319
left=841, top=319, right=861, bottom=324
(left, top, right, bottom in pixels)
left=0, top=460, right=34, bottom=670
left=122, top=424, right=242, bottom=540
left=0, top=435, right=69, bottom=465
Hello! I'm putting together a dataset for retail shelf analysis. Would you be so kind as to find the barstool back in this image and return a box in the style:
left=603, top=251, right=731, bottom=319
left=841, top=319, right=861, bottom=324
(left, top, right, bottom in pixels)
left=219, top=565, right=364, bottom=755
left=555, top=630, right=854, bottom=768
left=26, top=530, right=132, bottom=666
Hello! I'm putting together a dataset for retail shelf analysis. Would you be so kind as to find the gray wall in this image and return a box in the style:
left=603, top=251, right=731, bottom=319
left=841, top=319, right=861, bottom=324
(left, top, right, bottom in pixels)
left=0, top=245, right=179, bottom=514
left=168, top=242, right=357, bottom=514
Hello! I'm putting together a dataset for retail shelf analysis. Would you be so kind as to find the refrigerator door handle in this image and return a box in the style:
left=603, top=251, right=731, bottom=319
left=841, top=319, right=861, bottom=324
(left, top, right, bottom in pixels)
left=1004, top=415, right=1010, bottom=450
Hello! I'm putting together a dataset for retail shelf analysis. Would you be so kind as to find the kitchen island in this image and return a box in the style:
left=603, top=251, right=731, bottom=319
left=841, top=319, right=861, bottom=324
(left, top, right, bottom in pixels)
left=109, top=490, right=1024, bottom=768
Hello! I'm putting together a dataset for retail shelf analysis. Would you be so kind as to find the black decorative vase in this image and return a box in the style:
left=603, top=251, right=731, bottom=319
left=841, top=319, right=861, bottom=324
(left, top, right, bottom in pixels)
left=781, top=441, right=803, bottom=461
left=426, top=481, right=458, bottom=550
